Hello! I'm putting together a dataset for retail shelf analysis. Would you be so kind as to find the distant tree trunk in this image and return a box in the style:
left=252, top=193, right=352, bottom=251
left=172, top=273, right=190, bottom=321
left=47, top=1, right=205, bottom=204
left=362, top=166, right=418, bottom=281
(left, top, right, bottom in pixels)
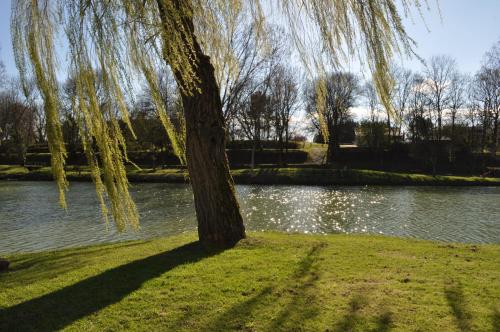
left=158, top=0, right=245, bottom=247
left=251, top=118, right=261, bottom=168
left=276, top=115, right=284, bottom=165
left=492, top=114, right=499, bottom=157
left=15, top=139, right=27, bottom=165
left=451, top=112, right=456, bottom=140
left=326, top=118, right=340, bottom=164
left=278, top=133, right=284, bottom=165
left=386, top=114, right=391, bottom=145
left=251, top=138, right=256, bottom=169
left=436, top=105, right=443, bottom=141
left=481, top=108, right=488, bottom=153
left=284, top=121, right=289, bottom=163
left=449, top=111, right=456, bottom=164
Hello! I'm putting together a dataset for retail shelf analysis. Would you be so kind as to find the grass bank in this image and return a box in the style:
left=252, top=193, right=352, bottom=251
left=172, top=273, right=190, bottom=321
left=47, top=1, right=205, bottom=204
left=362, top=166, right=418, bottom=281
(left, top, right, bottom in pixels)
left=2, top=164, right=500, bottom=186
left=1, top=232, right=499, bottom=331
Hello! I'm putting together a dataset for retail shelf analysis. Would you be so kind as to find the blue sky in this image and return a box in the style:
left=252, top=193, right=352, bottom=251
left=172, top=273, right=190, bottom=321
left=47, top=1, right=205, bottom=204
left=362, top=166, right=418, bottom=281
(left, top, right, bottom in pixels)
left=1, top=0, right=499, bottom=78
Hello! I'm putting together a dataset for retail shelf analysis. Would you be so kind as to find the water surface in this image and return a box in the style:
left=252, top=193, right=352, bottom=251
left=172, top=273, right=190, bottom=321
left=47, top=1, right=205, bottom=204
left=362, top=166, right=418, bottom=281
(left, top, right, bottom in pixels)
left=1, top=181, right=499, bottom=253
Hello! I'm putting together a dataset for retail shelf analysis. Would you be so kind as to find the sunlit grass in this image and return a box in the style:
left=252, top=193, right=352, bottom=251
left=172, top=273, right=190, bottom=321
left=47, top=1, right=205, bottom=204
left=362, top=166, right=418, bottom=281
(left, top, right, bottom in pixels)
left=0, top=165, right=29, bottom=176
left=1, top=165, right=500, bottom=185
left=1, top=232, right=498, bottom=331
left=300, top=142, right=327, bottom=151
left=232, top=168, right=500, bottom=186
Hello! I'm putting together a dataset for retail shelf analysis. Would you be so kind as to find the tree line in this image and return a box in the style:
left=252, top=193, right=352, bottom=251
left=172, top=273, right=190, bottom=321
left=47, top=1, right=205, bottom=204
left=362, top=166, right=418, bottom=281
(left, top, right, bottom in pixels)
left=1, top=40, right=498, bottom=169
left=359, top=48, right=499, bottom=157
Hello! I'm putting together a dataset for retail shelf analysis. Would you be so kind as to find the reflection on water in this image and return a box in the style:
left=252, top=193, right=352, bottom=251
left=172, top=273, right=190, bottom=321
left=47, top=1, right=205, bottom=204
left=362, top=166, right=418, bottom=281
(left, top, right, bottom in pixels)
left=238, top=186, right=500, bottom=244
left=1, top=181, right=499, bottom=253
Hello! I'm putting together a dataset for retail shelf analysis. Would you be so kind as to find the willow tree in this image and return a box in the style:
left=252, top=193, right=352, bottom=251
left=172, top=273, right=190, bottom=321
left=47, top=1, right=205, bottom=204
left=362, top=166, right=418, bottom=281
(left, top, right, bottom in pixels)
left=12, top=0, right=423, bottom=247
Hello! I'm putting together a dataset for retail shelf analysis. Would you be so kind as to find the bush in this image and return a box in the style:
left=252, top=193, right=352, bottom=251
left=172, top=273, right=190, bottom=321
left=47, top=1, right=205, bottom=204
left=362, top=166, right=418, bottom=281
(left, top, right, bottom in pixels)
left=227, top=149, right=308, bottom=166
left=0, top=153, right=24, bottom=165
left=226, top=140, right=302, bottom=150
left=356, top=121, right=388, bottom=149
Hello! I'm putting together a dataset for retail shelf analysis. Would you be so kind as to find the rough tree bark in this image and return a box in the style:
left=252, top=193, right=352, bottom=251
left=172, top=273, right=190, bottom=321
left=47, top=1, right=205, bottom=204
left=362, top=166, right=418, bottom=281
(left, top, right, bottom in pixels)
left=157, top=0, right=245, bottom=247
left=326, top=114, right=340, bottom=164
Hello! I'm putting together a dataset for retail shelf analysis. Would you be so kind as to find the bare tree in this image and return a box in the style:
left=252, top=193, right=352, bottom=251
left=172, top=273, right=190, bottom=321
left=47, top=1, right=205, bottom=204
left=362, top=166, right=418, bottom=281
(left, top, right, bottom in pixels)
left=448, top=72, right=468, bottom=141
left=237, top=89, right=271, bottom=167
left=0, top=50, right=6, bottom=89
left=407, top=73, right=431, bottom=142
left=218, top=22, right=285, bottom=132
left=480, top=41, right=500, bottom=155
left=0, top=79, right=36, bottom=163
left=391, top=66, right=414, bottom=138
left=464, top=84, right=481, bottom=151
left=269, top=65, right=299, bottom=164
left=472, top=57, right=499, bottom=154
left=424, top=55, right=458, bottom=140
left=363, top=81, right=380, bottom=122
left=20, top=79, right=46, bottom=144
left=307, top=72, right=359, bottom=163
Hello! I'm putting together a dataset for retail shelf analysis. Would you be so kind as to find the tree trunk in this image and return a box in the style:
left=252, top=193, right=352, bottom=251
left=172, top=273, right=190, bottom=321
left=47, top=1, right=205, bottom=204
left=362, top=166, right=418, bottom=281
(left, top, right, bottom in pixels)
left=278, top=133, right=284, bottom=166
left=437, top=110, right=442, bottom=141
left=285, top=123, right=289, bottom=163
left=386, top=114, right=391, bottom=145
left=251, top=139, right=256, bottom=169
left=451, top=112, right=456, bottom=140
left=481, top=117, right=487, bottom=153
left=450, top=112, right=456, bottom=164
left=326, top=121, right=340, bottom=164
left=492, top=113, right=499, bottom=157
left=157, top=0, right=245, bottom=247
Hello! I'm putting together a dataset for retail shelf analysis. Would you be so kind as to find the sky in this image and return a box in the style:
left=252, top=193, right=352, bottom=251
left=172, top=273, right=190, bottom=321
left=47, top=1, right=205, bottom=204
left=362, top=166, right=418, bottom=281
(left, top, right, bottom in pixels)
left=396, top=0, right=500, bottom=74
left=1, top=0, right=499, bottom=78
left=0, top=0, right=499, bottom=124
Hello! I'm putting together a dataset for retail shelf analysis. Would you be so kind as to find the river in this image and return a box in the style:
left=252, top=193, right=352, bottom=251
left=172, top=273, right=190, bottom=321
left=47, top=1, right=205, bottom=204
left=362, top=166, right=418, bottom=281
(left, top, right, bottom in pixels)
left=1, top=181, right=499, bottom=253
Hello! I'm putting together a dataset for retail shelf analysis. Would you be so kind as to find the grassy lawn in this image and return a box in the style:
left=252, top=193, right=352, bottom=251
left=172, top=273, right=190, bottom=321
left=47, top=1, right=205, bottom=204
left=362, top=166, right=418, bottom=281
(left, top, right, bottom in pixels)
left=232, top=168, right=500, bottom=186
left=0, top=165, right=29, bottom=176
left=1, top=232, right=499, bottom=331
left=1, top=165, right=500, bottom=186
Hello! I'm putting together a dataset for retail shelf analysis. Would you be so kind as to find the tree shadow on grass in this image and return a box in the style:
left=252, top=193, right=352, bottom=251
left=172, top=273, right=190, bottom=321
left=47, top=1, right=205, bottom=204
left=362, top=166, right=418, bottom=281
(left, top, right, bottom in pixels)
left=333, top=294, right=392, bottom=332
left=373, top=311, right=393, bottom=332
left=205, top=243, right=326, bottom=331
left=0, top=241, right=220, bottom=332
left=2, top=241, right=148, bottom=286
left=205, top=287, right=274, bottom=331
left=492, top=307, right=500, bottom=332
left=444, top=280, right=473, bottom=332
left=333, top=295, right=366, bottom=332
left=268, top=243, right=326, bottom=330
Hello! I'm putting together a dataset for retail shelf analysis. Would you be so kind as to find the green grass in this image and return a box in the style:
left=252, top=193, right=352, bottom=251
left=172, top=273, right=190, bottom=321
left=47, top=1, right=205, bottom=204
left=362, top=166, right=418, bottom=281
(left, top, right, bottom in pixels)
left=0, top=165, right=29, bottom=176
left=1, top=165, right=500, bottom=185
left=231, top=168, right=500, bottom=186
left=300, top=142, right=327, bottom=151
left=1, top=232, right=499, bottom=331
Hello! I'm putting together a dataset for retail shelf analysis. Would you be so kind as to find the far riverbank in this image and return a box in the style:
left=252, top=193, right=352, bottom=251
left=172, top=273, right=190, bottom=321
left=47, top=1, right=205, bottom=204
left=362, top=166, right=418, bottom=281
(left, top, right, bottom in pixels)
left=1, top=165, right=500, bottom=186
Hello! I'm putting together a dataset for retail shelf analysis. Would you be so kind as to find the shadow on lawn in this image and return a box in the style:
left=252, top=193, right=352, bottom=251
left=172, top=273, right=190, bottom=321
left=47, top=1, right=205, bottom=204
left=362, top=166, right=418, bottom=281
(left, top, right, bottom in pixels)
left=0, top=241, right=219, bottom=332
left=333, top=294, right=392, bottom=332
left=3, top=241, right=147, bottom=286
left=206, top=243, right=325, bottom=331
left=445, top=280, right=473, bottom=332
left=207, top=242, right=393, bottom=331
left=445, top=283, right=500, bottom=332
left=493, top=307, right=500, bottom=332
